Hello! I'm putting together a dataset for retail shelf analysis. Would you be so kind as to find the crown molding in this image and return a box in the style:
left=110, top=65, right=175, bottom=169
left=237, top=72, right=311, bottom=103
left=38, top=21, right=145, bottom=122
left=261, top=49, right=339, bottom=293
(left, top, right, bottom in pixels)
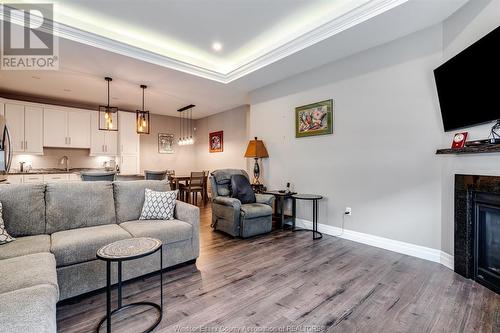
left=225, top=0, right=409, bottom=82
left=1, top=0, right=408, bottom=84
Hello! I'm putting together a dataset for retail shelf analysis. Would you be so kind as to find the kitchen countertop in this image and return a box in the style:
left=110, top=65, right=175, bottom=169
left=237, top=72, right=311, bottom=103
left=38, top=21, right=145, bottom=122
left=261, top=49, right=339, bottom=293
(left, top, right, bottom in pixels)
left=9, top=168, right=117, bottom=175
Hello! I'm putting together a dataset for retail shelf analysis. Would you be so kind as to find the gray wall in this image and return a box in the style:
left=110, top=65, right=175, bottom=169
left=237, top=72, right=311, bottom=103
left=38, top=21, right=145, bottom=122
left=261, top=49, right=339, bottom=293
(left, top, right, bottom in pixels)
left=140, top=107, right=250, bottom=176
left=439, top=0, right=500, bottom=254
left=248, top=0, right=500, bottom=253
left=140, top=113, right=197, bottom=175
left=249, top=25, right=444, bottom=250
left=194, top=105, right=249, bottom=172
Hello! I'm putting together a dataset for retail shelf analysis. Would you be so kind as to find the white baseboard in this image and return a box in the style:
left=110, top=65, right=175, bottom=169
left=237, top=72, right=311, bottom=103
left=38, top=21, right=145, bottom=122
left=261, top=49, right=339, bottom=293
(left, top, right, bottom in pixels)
left=295, top=219, right=454, bottom=270
left=440, top=251, right=454, bottom=270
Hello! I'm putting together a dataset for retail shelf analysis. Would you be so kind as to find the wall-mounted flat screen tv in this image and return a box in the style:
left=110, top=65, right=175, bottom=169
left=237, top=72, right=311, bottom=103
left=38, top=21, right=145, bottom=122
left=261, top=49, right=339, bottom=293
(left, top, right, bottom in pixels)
left=434, top=26, right=500, bottom=132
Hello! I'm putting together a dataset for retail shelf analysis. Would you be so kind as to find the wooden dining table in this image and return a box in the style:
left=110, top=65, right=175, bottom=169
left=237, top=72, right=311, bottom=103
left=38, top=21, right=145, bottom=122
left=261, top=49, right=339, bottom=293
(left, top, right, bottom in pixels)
left=169, top=175, right=190, bottom=191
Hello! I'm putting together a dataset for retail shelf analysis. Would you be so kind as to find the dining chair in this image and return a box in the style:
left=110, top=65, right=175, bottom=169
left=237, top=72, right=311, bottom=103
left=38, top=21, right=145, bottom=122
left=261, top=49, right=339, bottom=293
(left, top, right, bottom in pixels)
left=81, top=171, right=116, bottom=181
left=144, top=170, right=167, bottom=180
left=183, top=171, right=204, bottom=205
left=202, top=170, right=210, bottom=203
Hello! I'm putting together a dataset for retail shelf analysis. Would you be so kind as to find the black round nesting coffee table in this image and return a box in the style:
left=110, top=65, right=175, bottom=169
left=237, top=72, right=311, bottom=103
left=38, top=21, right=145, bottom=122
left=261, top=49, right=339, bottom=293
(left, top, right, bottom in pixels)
left=96, top=237, right=163, bottom=333
left=292, top=194, right=323, bottom=240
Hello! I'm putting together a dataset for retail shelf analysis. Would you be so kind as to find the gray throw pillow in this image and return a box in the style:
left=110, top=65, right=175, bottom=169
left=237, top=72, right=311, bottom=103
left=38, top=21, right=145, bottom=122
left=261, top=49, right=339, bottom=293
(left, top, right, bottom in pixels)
left=0, top=202, right=15, bottom=244
left=139, top=189, right=178, bottom=220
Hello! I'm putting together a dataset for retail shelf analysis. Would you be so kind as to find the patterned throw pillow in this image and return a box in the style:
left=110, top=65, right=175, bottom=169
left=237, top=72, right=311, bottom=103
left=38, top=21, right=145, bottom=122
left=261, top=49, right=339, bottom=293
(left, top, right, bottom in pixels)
left=0, top=202, right=15, bottom=245
left=139, top=189, right=178, bottom=220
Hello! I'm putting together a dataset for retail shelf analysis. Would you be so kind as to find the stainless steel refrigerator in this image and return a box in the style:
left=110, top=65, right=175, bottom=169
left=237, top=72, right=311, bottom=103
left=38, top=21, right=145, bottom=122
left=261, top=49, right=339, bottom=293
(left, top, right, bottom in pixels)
left=0, top=116, right=13, bottom=182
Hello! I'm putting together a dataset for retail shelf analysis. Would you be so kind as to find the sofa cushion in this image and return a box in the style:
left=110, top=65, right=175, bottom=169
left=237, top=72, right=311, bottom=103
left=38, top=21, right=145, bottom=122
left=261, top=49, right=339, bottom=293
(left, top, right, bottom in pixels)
left=0, top=284, right=58, bottom=333
left=51, top=224, right=131, bottom=267
left=120, top=219, right=192, bottom=244
left=0, top=253, right=58, bottom=295
left=114, top=180, right=170, bottom=223
left=45, top=182, right=116, bottom=234
left=211, top=169, right=249, bottom=196
left=240, top=203, right=273, bottom=219
left=0, top=235, right=51, bottom=260
left=140, top=189, right=178, bottom=220
left=0, top=183, right=46, bottom=237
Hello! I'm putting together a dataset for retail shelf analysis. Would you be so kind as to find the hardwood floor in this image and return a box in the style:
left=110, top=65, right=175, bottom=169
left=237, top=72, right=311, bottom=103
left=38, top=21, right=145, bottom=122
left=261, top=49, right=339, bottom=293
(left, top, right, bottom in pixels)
left=57, top=203, right=500, bottom=333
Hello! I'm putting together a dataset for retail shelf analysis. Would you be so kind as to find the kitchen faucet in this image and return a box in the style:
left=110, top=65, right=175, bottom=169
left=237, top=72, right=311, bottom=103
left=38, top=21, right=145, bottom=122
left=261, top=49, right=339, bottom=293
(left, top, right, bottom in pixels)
left=59, top=156, right=69, bottom=172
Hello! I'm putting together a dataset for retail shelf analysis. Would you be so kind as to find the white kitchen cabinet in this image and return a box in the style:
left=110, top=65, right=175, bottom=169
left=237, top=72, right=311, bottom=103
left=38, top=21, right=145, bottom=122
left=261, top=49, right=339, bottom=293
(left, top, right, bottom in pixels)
left=44, top=108, right=91, bottom=148
left=44, top=108, right=67, bottom=147
left=118, top=111, right=140, bottom=175
left=5, top=103, right=43, bottom=154
left=24, top=107, right=44, bottom=154
left=23, top=174, right=44, bottom=183
left=90, top=112, right=118, bottom=155
left=5, top=104, right=24, bottom=153
left=6, top=175, right=23, bottom=184
left=43, top=173, right=70, bottom=182
left=67, top=110, right=90, bottom=148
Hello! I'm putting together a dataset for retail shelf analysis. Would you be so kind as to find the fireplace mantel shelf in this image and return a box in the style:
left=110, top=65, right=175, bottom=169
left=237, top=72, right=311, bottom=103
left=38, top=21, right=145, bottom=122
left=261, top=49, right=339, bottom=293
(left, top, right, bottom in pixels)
left=436, top=144, right=500, bottom=155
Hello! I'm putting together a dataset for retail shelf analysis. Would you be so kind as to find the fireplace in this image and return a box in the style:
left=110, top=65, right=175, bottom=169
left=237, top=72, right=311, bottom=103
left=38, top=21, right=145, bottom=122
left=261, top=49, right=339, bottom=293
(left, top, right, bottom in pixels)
left=455, top=175, right=500, bottom=294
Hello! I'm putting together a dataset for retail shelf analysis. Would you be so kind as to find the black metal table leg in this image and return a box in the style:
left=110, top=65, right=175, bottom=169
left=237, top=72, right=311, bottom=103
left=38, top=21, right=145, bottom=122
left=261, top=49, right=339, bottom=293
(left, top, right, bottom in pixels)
left=313, top=199, right=322, bottom=240
left=106, top=261, right=111, bottom=333
left=292, top=197, right=296, bottom=230
left=118, top=261, right=122, bottom=308
left=280, top=196, right=285, bottom=229
left=160, top=245, right=163, bottom=312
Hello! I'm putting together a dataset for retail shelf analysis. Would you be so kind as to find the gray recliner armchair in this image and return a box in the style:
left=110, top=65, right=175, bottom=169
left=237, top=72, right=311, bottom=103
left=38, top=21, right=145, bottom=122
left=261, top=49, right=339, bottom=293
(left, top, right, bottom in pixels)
left=210, top=169, right=274, bottom=238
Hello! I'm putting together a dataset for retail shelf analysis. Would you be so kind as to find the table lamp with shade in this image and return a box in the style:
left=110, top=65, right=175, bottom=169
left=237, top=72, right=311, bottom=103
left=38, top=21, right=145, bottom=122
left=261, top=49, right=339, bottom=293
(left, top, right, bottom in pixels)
left=244, top=137, right=269, bottom=185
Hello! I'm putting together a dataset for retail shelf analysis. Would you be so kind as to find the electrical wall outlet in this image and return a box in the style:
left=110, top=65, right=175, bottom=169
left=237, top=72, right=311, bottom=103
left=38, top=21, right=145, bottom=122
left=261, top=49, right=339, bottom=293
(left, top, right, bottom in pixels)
left=345, top=207, right=352, bottom=216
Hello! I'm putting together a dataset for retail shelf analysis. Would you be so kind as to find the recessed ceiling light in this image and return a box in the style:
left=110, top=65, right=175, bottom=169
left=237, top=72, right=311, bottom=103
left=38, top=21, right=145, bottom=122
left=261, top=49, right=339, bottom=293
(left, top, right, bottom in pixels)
left=31, top=76, right=41, bottom=79
left=112, top=97, right=119, bottom=100
left=63, top=88, right=71, bottom=92
left=212, top=42, right=222, bottom=52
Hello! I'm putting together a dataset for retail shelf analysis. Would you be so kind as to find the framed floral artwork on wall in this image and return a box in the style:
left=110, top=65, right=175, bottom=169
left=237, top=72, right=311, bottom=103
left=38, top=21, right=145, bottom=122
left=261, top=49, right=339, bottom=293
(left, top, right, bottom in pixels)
left=295, top=99, right=334, bottom=138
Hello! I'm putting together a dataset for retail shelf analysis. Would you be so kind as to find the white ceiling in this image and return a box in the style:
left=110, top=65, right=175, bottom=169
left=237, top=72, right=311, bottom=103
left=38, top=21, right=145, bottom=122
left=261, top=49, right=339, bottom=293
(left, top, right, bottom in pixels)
left=0, top=0, right=469, bottom=118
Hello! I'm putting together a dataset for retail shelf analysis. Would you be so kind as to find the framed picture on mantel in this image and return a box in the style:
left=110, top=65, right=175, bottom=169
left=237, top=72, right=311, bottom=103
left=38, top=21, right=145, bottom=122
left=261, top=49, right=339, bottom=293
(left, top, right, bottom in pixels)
left=209, top=131, right=223, bottom=153
left=295, top=99, right=334, bottom=138
left=158, top=133, right=174, bottom=154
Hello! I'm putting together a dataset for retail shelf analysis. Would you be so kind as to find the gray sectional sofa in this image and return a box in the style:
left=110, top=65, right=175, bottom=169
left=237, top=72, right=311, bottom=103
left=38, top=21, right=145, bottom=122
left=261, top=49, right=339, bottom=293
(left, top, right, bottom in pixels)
left=0, top=180, right=199, bottom=333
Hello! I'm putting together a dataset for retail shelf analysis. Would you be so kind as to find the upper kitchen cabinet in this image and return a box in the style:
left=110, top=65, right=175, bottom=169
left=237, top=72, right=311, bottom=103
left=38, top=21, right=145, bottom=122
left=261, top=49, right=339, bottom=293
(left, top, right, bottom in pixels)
left=44, top=108, right=91, bottom=148
left=4, top=103, right=43, bottom=155
left=90, top=112, right=118, bottom=156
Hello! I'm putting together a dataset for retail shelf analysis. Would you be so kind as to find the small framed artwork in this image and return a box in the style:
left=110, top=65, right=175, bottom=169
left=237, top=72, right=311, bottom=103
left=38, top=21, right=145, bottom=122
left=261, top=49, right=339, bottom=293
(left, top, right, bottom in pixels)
left=209, top=131, right=223, bottom=153
left=451, top=132, right=468, bottom=149
left=295, top=99, right=334, bottom=138
left=158, top=133, right=174, bottom=154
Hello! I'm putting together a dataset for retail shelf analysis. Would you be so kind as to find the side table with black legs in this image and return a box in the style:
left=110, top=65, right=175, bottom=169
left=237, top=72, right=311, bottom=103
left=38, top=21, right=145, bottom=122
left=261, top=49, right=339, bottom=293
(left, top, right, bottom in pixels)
left=292, top=194, right=323, bottom=240
left=263, top=190, right=297, bottom=229
left=96, top=237, right=164, bottom=333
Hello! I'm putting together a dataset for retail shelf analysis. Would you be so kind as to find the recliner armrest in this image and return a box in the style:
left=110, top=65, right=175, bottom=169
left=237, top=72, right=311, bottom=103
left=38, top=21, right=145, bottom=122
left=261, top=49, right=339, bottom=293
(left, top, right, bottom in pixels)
left=255, top=194, right=274, bottom=206
left=213, top=196, right=241, bottom=210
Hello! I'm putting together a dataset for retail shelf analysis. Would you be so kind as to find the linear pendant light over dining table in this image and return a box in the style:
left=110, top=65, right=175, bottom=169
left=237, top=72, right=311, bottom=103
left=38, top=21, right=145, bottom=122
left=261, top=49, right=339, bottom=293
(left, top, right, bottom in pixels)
left=98, top=77, right=118, bottom=131
left=178, top=104, right=195, bottom=145
left=136, top=84, right=150, bottom=134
